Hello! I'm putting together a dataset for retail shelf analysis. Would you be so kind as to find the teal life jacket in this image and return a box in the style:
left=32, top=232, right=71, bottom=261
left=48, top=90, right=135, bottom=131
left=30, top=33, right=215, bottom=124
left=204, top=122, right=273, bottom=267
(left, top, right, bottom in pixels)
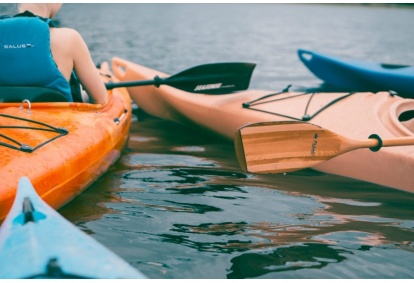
left=0, top=11, right=76, bottom=102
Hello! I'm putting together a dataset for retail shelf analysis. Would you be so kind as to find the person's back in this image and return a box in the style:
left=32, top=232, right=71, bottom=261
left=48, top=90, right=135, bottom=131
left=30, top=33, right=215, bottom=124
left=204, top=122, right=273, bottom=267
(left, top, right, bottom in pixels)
left=0, top=3, right=107, bottom=104
left=0, top=11, right=75, bottom=101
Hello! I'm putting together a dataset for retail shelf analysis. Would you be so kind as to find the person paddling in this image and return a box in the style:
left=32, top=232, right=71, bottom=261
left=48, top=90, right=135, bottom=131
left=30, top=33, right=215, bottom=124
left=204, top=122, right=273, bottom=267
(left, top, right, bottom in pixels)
left=0, top=3, right=107, bottom=104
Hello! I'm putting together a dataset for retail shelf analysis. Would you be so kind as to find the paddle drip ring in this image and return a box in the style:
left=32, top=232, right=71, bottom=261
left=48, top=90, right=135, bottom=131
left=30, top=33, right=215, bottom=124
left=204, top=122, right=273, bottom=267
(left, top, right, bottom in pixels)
left=368, top=134, right=383, bottom=152
left=153, top=75, right=162, bottom=88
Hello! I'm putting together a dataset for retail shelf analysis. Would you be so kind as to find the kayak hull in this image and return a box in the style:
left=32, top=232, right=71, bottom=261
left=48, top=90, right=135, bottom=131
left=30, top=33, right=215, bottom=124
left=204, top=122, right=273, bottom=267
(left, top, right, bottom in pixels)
left=0, top=62, right=132, bottom=222
left=112, top=57, right=414, bottom=193
left=0, top=177, right=145, bottom=279
left=298, top=49, right=414, bottom=98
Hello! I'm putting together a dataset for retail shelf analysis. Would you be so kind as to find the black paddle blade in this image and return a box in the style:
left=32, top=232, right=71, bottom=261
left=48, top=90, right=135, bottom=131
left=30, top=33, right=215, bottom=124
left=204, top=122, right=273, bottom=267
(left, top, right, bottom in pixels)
left=165, top=62, right=256, bottom=94
left=105, top=62, right=256, bottom=94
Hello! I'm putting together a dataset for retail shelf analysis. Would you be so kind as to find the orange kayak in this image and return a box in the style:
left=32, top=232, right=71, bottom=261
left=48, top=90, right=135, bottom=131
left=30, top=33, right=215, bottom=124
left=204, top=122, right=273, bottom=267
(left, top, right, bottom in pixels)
left=112, top=57, right=414, bottom=193
left=0, top=62, right=132, bottom=222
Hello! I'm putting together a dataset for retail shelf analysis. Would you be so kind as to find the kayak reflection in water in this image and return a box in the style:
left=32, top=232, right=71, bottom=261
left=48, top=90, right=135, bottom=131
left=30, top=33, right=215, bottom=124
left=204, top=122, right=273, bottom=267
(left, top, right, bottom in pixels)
left=0, top=3, right=107, bottom=104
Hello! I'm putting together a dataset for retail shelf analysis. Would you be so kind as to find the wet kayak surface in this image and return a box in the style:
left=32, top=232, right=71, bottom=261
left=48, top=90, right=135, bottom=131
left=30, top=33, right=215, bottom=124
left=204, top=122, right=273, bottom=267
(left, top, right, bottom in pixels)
left=1, top=3, right=413, bottom=279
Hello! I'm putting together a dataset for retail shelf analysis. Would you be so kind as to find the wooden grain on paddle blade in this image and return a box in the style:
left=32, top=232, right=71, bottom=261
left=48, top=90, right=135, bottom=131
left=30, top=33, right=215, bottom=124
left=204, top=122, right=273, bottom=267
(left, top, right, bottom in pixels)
left=236, top=122, right=337, bottom=173
left=233, top=121, right=411, bottom=174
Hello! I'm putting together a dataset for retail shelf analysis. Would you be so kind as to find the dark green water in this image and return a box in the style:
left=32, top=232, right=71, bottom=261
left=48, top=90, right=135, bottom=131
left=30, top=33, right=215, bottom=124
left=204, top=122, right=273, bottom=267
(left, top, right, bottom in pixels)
left=1, top=3, right=413, bottom=279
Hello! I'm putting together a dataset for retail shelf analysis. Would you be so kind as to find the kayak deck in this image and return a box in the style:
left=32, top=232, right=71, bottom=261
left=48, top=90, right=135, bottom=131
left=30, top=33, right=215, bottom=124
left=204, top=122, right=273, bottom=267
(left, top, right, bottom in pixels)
left=0, top=177, right=146, bottom=279
left=297, top=49, right=414, bottom=98
left=0, top=62, right=132, bottom=221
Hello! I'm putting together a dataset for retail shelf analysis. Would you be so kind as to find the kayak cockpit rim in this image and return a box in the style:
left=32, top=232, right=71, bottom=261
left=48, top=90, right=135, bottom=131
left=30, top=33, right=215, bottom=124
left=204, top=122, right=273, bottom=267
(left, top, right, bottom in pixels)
left=0, top=90, right=114, bottom=110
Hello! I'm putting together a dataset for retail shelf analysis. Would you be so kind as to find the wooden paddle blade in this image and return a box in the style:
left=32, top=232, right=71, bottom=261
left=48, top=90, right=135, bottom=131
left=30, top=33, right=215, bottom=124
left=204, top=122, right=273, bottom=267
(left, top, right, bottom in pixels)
left=166, top=62, right=256, bottom=94
left=234, top=121, right=355, bottom=174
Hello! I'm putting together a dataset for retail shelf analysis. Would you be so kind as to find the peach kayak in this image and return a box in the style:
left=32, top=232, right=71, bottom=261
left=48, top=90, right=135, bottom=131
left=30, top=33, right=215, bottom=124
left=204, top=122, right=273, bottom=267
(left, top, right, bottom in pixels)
left=0, top=62, right=132, bottom=222
left=112, top=57, right=414, bottom=193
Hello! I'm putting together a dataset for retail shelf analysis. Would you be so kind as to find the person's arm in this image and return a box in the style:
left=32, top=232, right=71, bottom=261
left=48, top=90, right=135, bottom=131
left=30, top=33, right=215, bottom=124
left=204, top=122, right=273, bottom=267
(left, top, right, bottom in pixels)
left=70, top=30, right=108, bottom=104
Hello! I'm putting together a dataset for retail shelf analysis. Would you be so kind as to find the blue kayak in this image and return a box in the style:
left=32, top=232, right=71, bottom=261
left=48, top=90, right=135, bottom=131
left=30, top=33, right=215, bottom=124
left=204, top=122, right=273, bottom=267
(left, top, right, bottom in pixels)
left=0, top=177, right=146, bottom=279
left=298, top=49, right=414, bottom=98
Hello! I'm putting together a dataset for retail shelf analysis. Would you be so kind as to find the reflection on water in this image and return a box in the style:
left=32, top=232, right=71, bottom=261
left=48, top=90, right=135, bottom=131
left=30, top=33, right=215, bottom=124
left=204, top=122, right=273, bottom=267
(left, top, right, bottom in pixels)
left=57, top=108, right=414, bottom=279
left=83, top=114, right=413, bottom=278
left=50, top=107, right=414, bottom=279
left=228, top=243, right=350, bottom=278
left=121, top=154, right=218, bottom=169
left=55, top=104, right=414, bottom=278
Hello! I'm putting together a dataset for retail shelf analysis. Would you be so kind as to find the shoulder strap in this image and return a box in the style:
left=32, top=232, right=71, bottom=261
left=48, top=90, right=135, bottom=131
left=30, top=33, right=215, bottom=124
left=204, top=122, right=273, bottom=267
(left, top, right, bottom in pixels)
left=70, top=72, right=83, bottom=102
left=13, top=10, right=55, bottom=27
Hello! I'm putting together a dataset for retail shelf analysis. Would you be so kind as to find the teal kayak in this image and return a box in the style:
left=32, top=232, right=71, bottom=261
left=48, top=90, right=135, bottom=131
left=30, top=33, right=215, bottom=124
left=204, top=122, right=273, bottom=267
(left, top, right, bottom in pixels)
left=298, top=49, right=414, bottom=98
left=0, top=177, right=146, bottom=279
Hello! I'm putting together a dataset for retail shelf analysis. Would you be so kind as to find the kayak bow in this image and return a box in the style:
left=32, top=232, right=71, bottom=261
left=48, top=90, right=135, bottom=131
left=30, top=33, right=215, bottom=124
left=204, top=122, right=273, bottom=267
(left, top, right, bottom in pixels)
left=0, top=177, right=146, bottom=279
left=298, top=49, right=414, bottom=98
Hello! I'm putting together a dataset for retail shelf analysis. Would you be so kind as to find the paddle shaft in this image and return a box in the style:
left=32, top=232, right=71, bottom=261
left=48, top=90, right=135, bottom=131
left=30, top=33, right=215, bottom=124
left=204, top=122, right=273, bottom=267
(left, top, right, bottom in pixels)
left=106, top=77, right=164, bottom=90
left=106, top=75, right=230, bottom=89
left=356, top=136, right=414, bottom=150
